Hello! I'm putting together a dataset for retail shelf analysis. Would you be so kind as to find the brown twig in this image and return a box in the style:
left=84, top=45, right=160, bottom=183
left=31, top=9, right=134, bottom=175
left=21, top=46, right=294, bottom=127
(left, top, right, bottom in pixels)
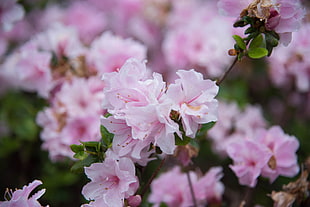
left=140, top=157, right=166, bottom=198
left=216, top=56, right=239, bottom=86
left=186, top=171, right=197, bottom=207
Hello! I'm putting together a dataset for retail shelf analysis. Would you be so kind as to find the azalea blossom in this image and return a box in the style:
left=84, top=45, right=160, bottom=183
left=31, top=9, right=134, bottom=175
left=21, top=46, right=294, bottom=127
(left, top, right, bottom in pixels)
left=227, top=138, right=272, bottom=187
left=166, top=69, right=219, bottom=138
left=0, top=180, right=48, bottom=207
left=149, top=166, right=224, bottom=206
left=259, top=126, right=300, bottom=182
left=81, top=151, right=139, bottom=207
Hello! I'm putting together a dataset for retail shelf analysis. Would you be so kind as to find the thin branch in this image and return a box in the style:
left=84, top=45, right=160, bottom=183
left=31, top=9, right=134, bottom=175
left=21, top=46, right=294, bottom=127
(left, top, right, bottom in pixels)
left=186, top=171, right=197, bottom=207
left=216, top=56, right=239, bottom=86
left=140, top=157, right=166, bottom=198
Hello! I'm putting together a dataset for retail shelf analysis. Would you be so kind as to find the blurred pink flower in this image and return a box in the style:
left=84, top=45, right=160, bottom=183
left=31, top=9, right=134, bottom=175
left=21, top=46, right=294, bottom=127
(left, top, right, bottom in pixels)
left=149, top=166, right=224, bottom=206
left=63, top=1, right=107, bottom=44
left=227, top=139, right=272, bottom=187
left=87, top=32, right=147, bottom=74
left=0, top=180, right=48, bottom=207
left=37, top=77, right=104, bottom=161
left=208, top=102, right=266, bottom=157
left=259, top=126, right=300, bottom=182
left=268, top=23, right=310, bottom=92
left=0, top=0, right=24, bottom=31
left=82, top=151, right=139, bottom=207
left=163, top=1, right=235, bottom=77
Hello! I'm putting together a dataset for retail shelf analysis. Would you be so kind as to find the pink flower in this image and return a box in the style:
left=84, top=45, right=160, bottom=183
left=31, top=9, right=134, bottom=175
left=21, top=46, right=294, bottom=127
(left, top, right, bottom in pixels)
left=268, top=22, right=310, bottom=92
left=101, top=116, right=154, bottom=166
left=15, top=42, right=53, bottom=98
left=37, top=77, right=104, bottom=161
left=35, top=23, right=85, bottom=59
left=227, top=139, right=272, bottom=187
left=0, top=0, right=25, bottom=31
left=148, top=167, right=195, bottom=207
left=163, top=1, right=235, bottom=77
left=149, top=166, right=224, bottom=206
left=82, top=151, right=139, bottom=207
left=208, top=102, right=266, bottom=157
left=102, top=58, right=180, bottom=154
left=63, top=1, right=107, bottom=44
left=0, top=180, right=48, bottom=207
left=195, top=167, right=225, bottom=204
left=166, top=69, right=218, bottom=138
left=87, top=32, right=147, bottom=74
left=259, top=126, right=300, bottom=182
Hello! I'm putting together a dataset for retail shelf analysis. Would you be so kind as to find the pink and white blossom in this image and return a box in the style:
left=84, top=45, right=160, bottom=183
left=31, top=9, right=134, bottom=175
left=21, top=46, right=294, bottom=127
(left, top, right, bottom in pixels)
left=63, top=1, right=107, bottom=44
left=87, top=32, right=147, bottom=74
left=149, top=166, right=224, bottom=206
left=0, top=180, right=48, bottom=207
left=37, top=77, right=104, bottom=160
left=166, top=69, right=219, bottom=138
left=81, top=151, right=139, bottom=207
left=268, top=22, right=310, bottom=92
left=259, top=126, right=300, bottom=182
left=227, top=139, right=272, bottom=187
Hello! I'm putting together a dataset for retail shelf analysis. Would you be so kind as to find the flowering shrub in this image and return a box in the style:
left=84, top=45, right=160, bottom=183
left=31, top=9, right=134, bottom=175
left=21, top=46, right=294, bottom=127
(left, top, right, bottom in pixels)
left=0, top=0, right=309, bottom=207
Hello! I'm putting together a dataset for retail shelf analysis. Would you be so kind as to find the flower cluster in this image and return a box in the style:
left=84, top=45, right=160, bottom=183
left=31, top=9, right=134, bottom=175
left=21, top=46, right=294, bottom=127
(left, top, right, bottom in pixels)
left=148, top=166, right=224, bottom=207
left=228, top=126, right=299, bottom=187
left=102, top=58, right=218, bottom=156
left=208, top=101, right=267, bottom=156
left=36, top=77, right=104, bottom=161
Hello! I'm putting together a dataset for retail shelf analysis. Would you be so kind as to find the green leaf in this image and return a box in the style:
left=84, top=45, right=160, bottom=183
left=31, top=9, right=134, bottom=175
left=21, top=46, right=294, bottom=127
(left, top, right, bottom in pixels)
left=70, top=155, right=98, bottom=173
left=175, top=133, right=191, bottom=146
left=73, top=151, right=88, bottom=160
left=244, top=27, right=256, bottom=35
left=83, top=141, right=101, bottom=153
left=249, top=34, right=264, bottom=49
left=233, top=35, right=246, bottom=50
left=100, top=125, right=114, bottom=148
left=248, top=47, right=268, bottom=59
left=199, top=122, right=216, bottom=134
left=159, top=202, right=169, bottom=207
left=70, top=144, right=84, bottom=153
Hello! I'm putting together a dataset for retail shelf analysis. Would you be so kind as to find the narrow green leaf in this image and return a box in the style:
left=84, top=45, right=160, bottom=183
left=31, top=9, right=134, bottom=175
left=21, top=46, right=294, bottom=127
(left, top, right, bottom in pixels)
left=249, top=34, right=264, bottom=49
left=248, top=47, right=268, bottom=59
left=100, top=125, right=114, bottom=148
left=70, top=144, right=84, bottom=153
left=233, top=35, right=246, bottom=50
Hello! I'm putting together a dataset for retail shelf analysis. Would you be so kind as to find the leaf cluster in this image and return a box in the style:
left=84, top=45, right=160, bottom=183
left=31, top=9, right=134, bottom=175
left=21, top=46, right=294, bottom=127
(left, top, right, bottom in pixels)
left=70, top=125, right=114, bottom=173
left=232, top=16, right=280, bottom=60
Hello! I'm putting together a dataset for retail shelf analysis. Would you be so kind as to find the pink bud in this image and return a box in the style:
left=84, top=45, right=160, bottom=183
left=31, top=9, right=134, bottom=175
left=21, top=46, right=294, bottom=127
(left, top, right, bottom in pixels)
left=127, top=195, right=142, bottom=207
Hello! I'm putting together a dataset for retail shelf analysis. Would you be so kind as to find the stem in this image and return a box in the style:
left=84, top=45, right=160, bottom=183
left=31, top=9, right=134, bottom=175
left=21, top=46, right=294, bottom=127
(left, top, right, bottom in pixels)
left=242, top=187, right=254, bottom=207
left=186, top=171, right=197, bottom=207
left=216, top=56, right=239, bottom=86
left=140, top=157, right=166, bottom=198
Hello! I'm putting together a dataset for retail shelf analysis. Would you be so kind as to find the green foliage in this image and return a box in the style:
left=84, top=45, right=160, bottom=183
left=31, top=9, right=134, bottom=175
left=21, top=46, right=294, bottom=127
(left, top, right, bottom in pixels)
left=248, top=47, right=269, bottom=59
left=70, top=124, right=115, bottom=173
left=233, top=35, right=246, bottom=50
